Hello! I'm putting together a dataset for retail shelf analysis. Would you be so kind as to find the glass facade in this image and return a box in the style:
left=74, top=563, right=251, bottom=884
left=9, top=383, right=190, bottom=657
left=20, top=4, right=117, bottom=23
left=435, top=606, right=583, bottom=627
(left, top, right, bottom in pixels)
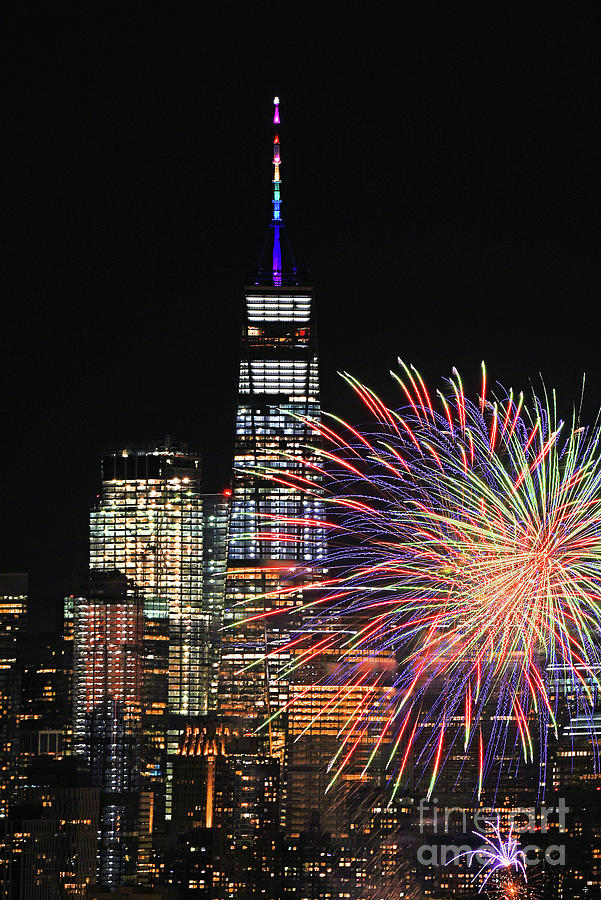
left=88, top=442, right=206, bottom=825
left=201, top=494, right=231, bottom=713
left=219, top=284, right=325, bottom=746
left=71, top=571, right=142, bottom=889
left=90, top=443, right=206, bottom=718
left=72, top=573, right=142, bottom=763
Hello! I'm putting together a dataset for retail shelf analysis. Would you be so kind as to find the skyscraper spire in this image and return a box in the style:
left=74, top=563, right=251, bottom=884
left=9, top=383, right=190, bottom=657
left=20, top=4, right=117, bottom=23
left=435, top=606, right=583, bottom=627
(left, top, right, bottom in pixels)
left=272, top=96, right=282, bottom=285
left=254, top=96, right=299, bottom=286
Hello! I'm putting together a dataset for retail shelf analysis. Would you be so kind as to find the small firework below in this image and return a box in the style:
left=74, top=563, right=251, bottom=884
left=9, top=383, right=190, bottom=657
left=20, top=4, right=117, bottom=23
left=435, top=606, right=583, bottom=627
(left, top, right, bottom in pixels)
left=448, top=818, right=527, bottom=893
left=490, top=863, right=545, bottom=900
left=492, top=872, right=529, bottom=900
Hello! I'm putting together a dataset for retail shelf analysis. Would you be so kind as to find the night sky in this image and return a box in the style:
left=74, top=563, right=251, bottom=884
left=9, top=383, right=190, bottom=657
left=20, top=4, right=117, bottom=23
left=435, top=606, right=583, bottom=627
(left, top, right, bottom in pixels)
left=3, top=10, right=599, bottom=629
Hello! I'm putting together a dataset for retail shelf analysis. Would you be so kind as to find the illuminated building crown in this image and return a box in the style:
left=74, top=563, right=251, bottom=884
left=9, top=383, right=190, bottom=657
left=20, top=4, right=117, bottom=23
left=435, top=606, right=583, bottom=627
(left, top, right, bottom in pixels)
left=254, top=96, right=304, bottom=286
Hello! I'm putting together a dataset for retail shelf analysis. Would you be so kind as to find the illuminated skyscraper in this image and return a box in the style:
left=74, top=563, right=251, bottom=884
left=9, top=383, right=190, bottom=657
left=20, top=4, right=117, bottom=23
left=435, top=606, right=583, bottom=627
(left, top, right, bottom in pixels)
left=71, top=571, right=142, bottom=889
left=72, top=572, right=142, bottom=763
left=89, top=440, right=207, bottom=825
left=218, top=99, right=325, bottom=747
left=90, top=441, right=206, bottom=718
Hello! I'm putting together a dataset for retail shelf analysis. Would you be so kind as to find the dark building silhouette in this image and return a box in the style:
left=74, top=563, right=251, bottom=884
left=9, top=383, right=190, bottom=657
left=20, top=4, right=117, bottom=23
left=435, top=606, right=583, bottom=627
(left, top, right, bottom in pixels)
left=0, top=575, right=28, bottom=820
left=1, top=757, right=99, bottom=899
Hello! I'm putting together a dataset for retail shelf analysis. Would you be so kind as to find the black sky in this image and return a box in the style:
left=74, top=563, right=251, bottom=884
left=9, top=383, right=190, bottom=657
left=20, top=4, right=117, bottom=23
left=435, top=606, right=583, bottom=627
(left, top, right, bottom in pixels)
left=3, top=10, right=600, bottom=629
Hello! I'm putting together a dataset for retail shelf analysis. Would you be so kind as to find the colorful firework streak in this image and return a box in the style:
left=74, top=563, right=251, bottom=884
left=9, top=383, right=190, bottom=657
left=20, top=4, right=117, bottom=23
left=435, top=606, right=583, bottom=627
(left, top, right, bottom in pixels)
left=239, top=363, right=601, bottom=798
left=447, top=818, right=527, bottom=892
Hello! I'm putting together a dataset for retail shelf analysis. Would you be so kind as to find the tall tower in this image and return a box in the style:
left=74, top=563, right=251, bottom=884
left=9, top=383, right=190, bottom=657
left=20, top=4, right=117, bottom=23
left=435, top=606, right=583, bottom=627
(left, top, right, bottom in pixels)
left=72, top=572, right=142, bottom=764
left=89, top=440, right=207, bottom=825
left=218, top=99, right=325, bottom=749
left=71, top=571, right=142, bottom=889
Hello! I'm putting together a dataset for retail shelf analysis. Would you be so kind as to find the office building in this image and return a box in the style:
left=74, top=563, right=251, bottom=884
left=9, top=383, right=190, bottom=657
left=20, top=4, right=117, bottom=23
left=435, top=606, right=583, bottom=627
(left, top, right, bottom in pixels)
left=71, top=571, right=143, bottom=889
left=218, top=98, right=325, bottom=758
left=1, top=758, right=99, bottom=899
left=89, top=441, right=207, bottom=824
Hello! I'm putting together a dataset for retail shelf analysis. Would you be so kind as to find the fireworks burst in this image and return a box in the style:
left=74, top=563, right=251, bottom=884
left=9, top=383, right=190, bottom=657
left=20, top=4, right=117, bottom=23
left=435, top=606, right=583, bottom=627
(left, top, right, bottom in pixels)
left=448, top=818, right=527, bottom=892
left=244, top=363, right=601, bottom=797
left=493, top=872, right=530, bottom=900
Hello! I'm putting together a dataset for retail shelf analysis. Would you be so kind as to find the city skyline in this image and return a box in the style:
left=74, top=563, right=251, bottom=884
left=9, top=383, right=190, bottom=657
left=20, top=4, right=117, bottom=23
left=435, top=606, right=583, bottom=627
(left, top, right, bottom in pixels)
left=2, top=11, right=601, bottom=896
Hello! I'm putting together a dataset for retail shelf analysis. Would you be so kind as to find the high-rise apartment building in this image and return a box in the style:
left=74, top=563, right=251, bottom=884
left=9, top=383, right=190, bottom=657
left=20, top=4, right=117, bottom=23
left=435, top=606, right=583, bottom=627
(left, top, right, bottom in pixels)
left=16, top=633, right=71, bottom=791
left=1, top=758, right=99, bottom=899
left=71, top=571, right=143, bottom=889
left=210, top=735, right=282, bottom=900
left=72, top=572, right=142, bottom=763
left=0, top=574, right=28, bottom=819
left=218, top=99, right=325, bottom=750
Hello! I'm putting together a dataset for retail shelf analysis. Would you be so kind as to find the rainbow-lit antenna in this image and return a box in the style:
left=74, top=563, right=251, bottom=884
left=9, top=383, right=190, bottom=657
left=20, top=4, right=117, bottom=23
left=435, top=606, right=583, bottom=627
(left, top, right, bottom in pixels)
left=272, top=96, right=282, bottom=285
left=255, top=96, right=297, bottom=286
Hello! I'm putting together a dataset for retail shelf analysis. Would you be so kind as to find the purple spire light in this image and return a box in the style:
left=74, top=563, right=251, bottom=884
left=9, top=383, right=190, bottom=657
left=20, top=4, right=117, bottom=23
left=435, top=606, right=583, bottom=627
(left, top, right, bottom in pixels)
left=272, top=226, right=281, bottom=286
left=272, top=96, right=282, bottom=285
